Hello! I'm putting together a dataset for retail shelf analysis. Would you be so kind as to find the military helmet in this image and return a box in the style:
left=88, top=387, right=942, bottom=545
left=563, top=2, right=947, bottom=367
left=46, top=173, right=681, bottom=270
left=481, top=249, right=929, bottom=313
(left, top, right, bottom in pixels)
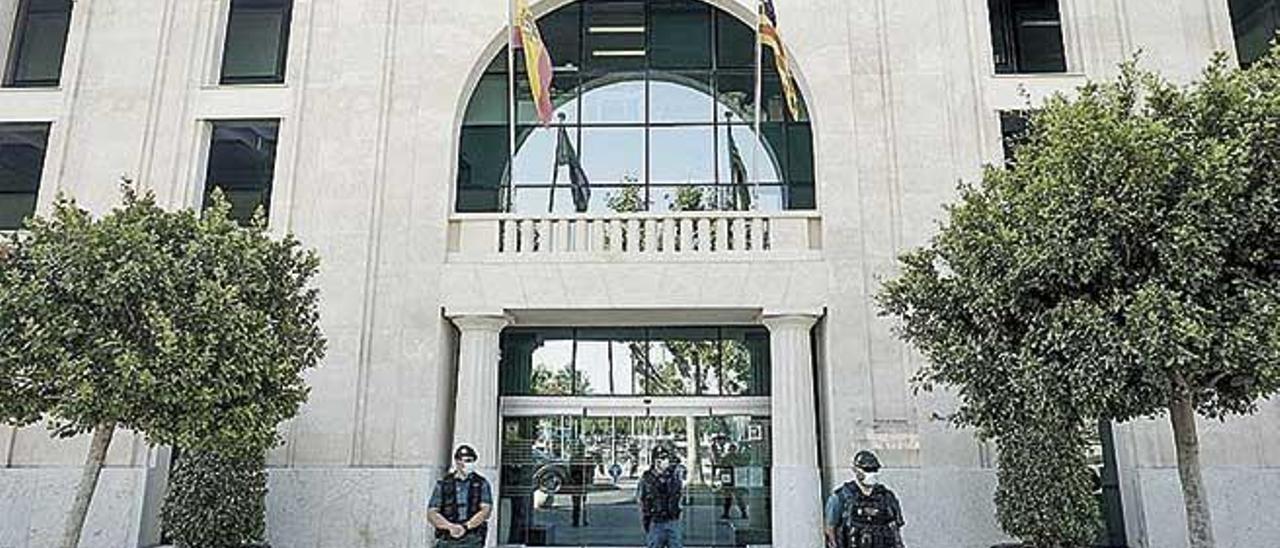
left=852, top=450, right=881, bottom=472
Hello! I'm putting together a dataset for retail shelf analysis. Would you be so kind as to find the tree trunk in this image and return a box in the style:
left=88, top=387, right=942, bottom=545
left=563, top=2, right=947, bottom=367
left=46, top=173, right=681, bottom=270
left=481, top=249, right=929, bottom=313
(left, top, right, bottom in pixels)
left=59, top=423, right=114, bottom=548
left=1169, top=390, right=1215, bottom=548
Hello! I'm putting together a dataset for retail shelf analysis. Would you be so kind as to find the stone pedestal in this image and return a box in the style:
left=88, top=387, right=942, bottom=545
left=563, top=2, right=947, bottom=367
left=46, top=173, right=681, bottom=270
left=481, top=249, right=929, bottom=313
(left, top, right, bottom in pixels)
left=763, top=312, right=824, bottom=548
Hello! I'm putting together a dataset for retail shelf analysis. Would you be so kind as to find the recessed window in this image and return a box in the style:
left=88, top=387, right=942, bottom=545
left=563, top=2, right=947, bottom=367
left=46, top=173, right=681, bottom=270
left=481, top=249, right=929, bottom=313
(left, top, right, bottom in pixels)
left=220, top=0, right=292, bottom=84
left=1229, top=0, right=1279, bottom=66
left=0, top=122, right=50, bottom=230
left=457, top=0, right=815, bottom=214
left=989, top=0, right=1067, bottom=74
left=4, top=0, right=73, bottom=88
left=203, top=120, right=279, bottom=225
left=999, top=110, right=1031, bottom=165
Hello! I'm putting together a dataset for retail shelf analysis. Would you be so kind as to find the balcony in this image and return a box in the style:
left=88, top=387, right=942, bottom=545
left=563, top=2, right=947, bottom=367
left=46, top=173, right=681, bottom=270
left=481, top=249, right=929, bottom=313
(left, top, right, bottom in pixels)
left=447, top=211, right=822, bottom=262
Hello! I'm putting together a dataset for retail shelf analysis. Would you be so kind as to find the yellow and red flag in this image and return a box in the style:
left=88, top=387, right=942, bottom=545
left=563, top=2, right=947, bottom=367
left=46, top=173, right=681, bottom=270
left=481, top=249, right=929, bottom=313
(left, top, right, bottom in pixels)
left=759, top=0, right=802, bottom=121
left=513, top=0, right=555, bottom=125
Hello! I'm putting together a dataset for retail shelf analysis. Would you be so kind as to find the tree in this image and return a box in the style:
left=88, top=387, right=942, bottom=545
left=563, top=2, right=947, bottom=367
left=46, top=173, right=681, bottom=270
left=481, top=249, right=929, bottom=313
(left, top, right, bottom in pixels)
left=160, top=447, right=268, bottom=548
left=878, top=50, right=1280, bottom=548
left=0, top=186, right=326, bottom=548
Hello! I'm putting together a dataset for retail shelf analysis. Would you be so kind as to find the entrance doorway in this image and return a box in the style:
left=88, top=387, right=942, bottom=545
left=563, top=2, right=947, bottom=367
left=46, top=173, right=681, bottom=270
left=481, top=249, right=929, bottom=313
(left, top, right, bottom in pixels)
left=495, top=327, right=775, bottom=547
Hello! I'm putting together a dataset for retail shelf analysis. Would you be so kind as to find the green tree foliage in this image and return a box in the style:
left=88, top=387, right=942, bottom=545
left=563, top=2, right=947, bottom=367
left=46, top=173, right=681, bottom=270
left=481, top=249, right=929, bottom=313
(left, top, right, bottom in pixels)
left=161, top=448, right=268, bottom=548
left=0, top=187, right=326, bottom=548
left=878, top=50, right=1280, bottom=548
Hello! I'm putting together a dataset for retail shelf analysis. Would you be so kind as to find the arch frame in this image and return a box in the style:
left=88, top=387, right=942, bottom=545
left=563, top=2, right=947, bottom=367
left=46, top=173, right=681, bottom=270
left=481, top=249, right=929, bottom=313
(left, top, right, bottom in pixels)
left=446, top=0, right=823, bottom=215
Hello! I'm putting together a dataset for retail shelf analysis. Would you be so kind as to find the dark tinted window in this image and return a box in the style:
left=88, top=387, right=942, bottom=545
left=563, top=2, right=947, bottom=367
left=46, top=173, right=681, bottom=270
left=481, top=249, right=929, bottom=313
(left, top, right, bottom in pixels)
left=220, top=0, right=292, bottom=84
left=989, top=0, right=1067, bottom=74
left=203, top=120, right=279, bottom=224
left=4, top=0, right=72, bottom=87
left=0, top=122, right=49, bottom=229
left=1229, top=0, right=1279, bottom=66
left=1000, top=110, right=1031, bottom=165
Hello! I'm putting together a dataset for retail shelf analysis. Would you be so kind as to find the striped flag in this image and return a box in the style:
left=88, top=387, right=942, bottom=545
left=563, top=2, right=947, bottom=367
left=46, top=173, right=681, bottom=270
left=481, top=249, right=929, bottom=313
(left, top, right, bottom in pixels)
left=513, top=0, right=555, bottom=125
left=759, top=0, right=802, bottom=121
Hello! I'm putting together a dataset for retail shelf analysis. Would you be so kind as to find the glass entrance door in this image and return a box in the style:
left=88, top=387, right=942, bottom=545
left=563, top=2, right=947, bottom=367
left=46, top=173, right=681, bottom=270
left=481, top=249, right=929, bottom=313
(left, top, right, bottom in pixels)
left=498, top=407, right=772, bottom=547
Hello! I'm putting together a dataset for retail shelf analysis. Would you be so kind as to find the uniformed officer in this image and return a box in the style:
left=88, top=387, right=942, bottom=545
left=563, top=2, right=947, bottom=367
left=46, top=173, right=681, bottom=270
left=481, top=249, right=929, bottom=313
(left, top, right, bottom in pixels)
left=823, top=450, right=905, bottom=548
left=638, top=446, right=684, bottom=548
left=428, top=444, right=494, bottom=547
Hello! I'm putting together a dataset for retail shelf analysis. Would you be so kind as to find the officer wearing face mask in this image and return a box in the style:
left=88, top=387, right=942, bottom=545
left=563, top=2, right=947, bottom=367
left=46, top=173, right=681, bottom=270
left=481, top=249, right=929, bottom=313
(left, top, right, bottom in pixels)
left=428, top=444, right=493, bottom=547
left=638, top=446, right=684, bottom=548
left=823, top=450, right=905, bottom=548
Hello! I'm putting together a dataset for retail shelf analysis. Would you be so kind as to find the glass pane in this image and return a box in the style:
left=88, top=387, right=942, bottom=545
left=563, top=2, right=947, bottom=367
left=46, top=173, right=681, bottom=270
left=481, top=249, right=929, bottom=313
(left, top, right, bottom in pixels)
left=787, top=123, right=814, bottom=183
left=649, top=0, right=712, bottom=69
left=720, top=328, right=771, bottom=396
left=594, top=185, right=648, bottom=213
left=0, top=122, right=47, bottom=228
left=531, top=337, right=577, bottom=397
left=580, top=127, right=645, bottom=185
left=463, top=74, right=509, bottom=125
left=649, top=73, right=714, bottom=123
left=585, top=2, right=646, bottom=72
left=518, top=73, right=580, bottom=125
left=716, top=11, right=755, bottom=69
left=514, top=126, right=564, bottom=187
left=1014, top=14, right=1066, bottom=72
left=1229, top=0, right=1279, bottom=65
left=784, top=182, right=814, bottom=210
left=651, top=126, right=714, bottom=186
left=542, top=3, right=584, bottom=71
left=581, top=77, right=645, bottom=123
left=717, top=125, right=783, bottom=185
left=204, top=120, right=279, bottom=224
left=647, top=328, right=718, bottom=396
left=576, top=329, right=646, bottom=396
left=457, top=126, right=509, bottom=212
left=499, top=413, right=773, bottom=547
left=715, top=72, right=757, bottom=124
left=221, top=0, right=290, bottom=83
left=6, top=1, right=72, bottom=86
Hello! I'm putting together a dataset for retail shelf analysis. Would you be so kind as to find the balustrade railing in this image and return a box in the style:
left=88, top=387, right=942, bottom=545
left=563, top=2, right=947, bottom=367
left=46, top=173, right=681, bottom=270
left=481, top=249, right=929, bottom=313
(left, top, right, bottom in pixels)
left=448, top=211, right=820, bottom=260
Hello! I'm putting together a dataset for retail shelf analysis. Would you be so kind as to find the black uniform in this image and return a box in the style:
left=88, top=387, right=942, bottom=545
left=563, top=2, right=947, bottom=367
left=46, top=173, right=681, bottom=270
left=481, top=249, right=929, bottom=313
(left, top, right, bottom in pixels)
left=835, top=481, right=904, bottom=548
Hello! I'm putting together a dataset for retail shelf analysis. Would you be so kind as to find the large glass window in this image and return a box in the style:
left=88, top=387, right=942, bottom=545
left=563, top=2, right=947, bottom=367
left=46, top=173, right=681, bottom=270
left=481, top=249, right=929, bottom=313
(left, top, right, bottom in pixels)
left=220, top=0, right=292, bottom=84
left=0, top=122, right=50, bottom=229
left=501, top=327, right=771, bottom=397
left=500, top=414, right=772, bottom=547
left=457, top=0, right=815, bottom=214
left=203, top=120, right=279, bottom=225
left=4, top=0, right=72, bottom=88
left=1229, top=0, right=1279, bottom=66
left=988, top=0, right=1067, bottom=74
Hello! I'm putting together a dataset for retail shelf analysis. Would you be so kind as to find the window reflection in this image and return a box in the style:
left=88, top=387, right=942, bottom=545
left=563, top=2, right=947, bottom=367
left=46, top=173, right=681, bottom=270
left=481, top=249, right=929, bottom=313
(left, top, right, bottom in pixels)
left=455, top=0, right=815, bottom=214
left=501, top=327, right=770, bottom=397
left=500, top=414, right=773, bottom=547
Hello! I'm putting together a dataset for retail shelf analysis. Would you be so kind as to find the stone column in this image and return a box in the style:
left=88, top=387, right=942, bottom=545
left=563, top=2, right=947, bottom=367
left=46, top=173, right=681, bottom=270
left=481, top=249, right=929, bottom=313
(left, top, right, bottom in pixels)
left=449, top=313, right=510, bottom=548
left=763, top=312, right=824, bottom=548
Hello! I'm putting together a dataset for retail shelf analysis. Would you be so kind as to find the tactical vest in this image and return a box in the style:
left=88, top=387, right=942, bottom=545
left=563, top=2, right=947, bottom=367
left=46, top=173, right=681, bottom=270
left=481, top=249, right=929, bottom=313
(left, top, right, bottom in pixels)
left=436, top=473, right=489, bottom=540
left=640, top=469, right=682, bottom=522
left=838, top=482, right=902, bottom=548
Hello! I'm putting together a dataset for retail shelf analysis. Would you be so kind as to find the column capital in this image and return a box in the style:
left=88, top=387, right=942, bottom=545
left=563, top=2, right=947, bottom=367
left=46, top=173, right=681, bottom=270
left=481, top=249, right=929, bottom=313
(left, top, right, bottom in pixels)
left=449, top=313, right=511, bottom=333
left=760, top=310, right=821, bottom=332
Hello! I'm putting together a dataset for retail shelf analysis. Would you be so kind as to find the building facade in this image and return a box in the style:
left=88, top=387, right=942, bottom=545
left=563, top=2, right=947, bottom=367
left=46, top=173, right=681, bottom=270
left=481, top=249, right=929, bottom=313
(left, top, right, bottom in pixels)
left=1, top=1, right=1278, bottom=547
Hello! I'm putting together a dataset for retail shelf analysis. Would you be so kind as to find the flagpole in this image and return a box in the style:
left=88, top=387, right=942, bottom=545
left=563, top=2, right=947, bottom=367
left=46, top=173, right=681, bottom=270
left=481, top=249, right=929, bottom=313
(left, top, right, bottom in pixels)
left=753, top=1, right=764, bottom=212
left=507, top=0, right=517, bottom=213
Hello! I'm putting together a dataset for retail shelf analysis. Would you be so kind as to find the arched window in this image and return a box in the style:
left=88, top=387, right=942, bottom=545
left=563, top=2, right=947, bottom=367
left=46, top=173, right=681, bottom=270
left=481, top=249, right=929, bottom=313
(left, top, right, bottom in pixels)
left=457, top=0, right=815, bottom=214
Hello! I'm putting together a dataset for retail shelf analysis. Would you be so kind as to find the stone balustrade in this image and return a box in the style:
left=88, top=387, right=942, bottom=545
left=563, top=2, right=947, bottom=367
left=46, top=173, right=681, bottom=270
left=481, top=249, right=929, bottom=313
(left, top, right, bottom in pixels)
left=448, top=211, right=821, bottom=261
